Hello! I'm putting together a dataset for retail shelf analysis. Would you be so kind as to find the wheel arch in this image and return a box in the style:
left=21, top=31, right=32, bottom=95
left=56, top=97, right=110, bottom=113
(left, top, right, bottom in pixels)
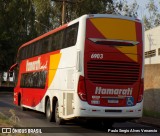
left=18, top=93, right=21, bottom=106
left=52, top=96, right=58, bottom=111
left=45, top=95, right=50, bottom=113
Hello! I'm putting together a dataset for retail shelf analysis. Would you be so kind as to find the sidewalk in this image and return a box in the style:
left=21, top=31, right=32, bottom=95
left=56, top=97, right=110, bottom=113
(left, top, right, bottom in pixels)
left=133, top=116, right=160, bottom=128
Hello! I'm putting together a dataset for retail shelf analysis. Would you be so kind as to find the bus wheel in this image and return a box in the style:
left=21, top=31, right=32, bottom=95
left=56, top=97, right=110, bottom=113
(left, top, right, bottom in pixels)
left=55, top=101, right=64, bottom=125
left=46, top=99, right=54, bottom=122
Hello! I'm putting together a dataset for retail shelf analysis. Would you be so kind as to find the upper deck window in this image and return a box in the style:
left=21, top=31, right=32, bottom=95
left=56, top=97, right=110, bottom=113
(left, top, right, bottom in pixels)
left=18, top=23, right=79, bottom=61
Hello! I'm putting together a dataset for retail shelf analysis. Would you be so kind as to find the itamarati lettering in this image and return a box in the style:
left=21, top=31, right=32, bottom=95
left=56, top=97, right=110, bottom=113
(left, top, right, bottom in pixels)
left=26, top=57, right=40, bottom=71
left=26, top=57, right=48, bottom=72
left=95, top=87, right=133, bottom=96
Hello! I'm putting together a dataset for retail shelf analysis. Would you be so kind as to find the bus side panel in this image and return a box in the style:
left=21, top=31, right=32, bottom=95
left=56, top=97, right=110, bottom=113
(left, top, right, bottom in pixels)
left=48, top=46, right=77, bottom=118
left=14, top=51, right=59, bottom=110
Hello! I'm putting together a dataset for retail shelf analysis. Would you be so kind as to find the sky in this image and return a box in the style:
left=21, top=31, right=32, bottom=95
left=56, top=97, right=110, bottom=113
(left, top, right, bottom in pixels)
left=127, top=0, right=160, bottom=19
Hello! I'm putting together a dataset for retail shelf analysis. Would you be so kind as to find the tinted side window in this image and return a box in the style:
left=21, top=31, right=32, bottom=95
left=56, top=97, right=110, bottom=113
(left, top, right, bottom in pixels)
left=41, top=38, right=49, bottom=54
left=48, top=36, right=53, bottom=52
left=20, top=71, right=47, bottom=88
left=30, top=44, right=35, bottom=57
left=18, top=50, right=22, bottom=61
left=54, top=31, right=63, bottom=50
left=18, top=22, right=79, bottom=60
left=64, top=23, right=79, bottom=48
left=20, top=48, right=24, bottom=60
left=34, top=41, right=41, bottom=56
left=24, top=46, right=29, bottom=60
left=28, top=44, right=33, bottom=58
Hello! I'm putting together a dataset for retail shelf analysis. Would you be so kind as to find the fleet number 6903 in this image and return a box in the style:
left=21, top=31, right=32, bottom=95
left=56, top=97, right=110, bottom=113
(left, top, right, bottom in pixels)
left=91, top=53, right=103, bottom=59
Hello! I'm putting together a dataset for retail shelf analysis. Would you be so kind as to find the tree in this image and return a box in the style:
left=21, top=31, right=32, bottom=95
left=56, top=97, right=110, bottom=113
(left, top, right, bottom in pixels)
left=143, top=0, right=160, bottom=30
left=114, top=0, right=139, bottom=18
left=0, top=0, right=140, bottom=71
left=52, top=0, right=113, bottom=27
left=0, top=0, right=37, bottom=71
left=143, top=15, right=152, bottom=30
left=51, top=0, right=139, bottom=27
left=33, top=0, right=53, bottom=34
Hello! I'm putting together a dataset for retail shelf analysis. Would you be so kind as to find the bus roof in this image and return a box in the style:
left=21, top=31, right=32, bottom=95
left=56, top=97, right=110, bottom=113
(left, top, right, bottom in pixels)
left=18, top=14, right=141, bottom=51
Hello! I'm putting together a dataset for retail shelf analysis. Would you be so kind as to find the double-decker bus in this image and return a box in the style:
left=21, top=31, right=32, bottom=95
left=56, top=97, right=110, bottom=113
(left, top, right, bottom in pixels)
left=10, top=14, right=144, bottom=126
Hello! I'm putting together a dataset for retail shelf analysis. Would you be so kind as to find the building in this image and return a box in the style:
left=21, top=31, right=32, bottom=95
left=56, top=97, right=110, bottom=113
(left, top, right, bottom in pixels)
left=145, top=25, right=160, bottom=64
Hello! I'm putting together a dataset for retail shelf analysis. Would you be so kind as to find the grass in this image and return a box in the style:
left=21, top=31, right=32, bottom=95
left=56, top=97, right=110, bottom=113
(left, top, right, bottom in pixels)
left=0, top=112, right=32, bottom=136
left=0, top=110, right=20, bottom=127
left=0, top=112, right=15, bottom=127
left=143, top=109, right=160, bottom=119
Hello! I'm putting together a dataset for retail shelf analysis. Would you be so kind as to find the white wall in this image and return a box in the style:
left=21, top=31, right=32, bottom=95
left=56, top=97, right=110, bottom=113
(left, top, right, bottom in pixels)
left=145, top=25, right=160, bottom=64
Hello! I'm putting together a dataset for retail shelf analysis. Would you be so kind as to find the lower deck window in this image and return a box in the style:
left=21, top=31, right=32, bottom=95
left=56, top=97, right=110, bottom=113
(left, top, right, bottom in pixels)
left=20, top=71, right=47, bottom=88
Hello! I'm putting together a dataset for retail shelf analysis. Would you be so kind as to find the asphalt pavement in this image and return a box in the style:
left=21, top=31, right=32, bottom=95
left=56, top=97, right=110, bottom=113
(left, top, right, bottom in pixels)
left=133, top=116, right=160, bottom=128
left=0, top=91, right=160, bottom=136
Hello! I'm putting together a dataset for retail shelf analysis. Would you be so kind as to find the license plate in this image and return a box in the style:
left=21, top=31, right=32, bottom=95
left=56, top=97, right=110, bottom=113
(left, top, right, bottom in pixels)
left=108, top=99, right=119, bottom=104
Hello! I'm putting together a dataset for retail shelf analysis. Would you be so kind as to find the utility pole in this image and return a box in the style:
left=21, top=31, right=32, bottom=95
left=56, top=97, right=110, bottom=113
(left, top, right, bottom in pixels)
left=62, top=0, right=66, bottom=25
left=52, top=0, right=68, bottom=25
left=52, top=0, right=83, bottom=25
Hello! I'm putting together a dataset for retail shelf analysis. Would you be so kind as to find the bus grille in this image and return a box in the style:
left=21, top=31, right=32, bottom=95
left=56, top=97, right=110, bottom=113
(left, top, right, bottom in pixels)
left=87, top=60, right=140, bottom=85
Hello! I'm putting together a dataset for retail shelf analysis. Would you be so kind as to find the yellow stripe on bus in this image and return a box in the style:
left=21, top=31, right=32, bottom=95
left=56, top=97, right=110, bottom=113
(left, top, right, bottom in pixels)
left=116, top=46, right=138, bottom=62
left=48, top=53, right=62, bottom=87
left=90, top=18, right=138, bottom=62
left=90, top=18, right=136, bottom=41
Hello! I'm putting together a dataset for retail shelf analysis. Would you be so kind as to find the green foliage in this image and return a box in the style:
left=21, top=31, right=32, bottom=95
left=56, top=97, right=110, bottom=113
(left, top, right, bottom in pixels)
left=52, top=0, right=139, bottom=26
left=33, top=0, right=53, bottom=34
left=115, top=0, right=139, bottom=18
left=143, top=109, right=160, bottom=119
left=143, top=0, right=160, bottom=30
left=0, top=0, right=37, bottom=71
left=143, top=15, right=152, bottom=31
left=52, top=0, right=110, bottom=27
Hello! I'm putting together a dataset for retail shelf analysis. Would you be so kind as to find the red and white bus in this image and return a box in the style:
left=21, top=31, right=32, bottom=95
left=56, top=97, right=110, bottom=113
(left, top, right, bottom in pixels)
left=11, top=14, right=144, bottom=125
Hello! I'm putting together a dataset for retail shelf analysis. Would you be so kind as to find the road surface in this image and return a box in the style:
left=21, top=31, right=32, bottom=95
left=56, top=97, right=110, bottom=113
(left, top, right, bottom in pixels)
left=0, top=92, right=159, bottom=136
